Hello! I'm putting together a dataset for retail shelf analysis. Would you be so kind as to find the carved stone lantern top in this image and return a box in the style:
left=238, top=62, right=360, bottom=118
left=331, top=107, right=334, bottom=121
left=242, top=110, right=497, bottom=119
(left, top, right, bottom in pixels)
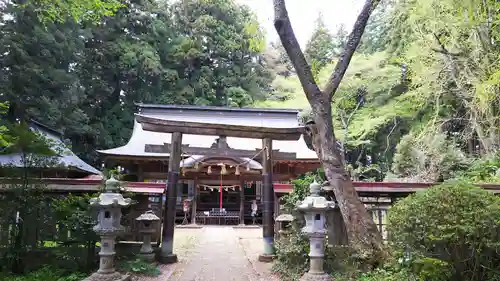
left=89, top=193, right=132, bottom=208
left=104, top=175, right=120, bottom=192
left=297, top=181, right=335, bottom=212
left=297, top=181, right=335, bottom=235
left=89, top=176, right=132, bottom=208
left=136, top=210, right=160, bottom=222
left=136, top=210, right=160, bottom=234
left=275, top=214, right=294, bottom=222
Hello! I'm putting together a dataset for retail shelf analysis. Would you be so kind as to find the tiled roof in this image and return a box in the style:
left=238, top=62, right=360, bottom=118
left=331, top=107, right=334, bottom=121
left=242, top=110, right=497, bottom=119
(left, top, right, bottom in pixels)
left=0, top=121, right=101, bottom=175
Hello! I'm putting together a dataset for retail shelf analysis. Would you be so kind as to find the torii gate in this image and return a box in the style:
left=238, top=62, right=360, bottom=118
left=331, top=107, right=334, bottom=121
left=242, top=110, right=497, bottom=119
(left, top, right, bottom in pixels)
left=135, top=114, right=308, bottom=263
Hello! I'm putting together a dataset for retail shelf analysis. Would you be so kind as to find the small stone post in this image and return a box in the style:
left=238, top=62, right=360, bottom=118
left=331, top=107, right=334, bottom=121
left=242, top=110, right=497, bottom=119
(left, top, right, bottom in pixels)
left=83, top=176, right=132, bottom=281
left=297, top=181, right=335, bottom=281
left=136, top=210, right=160, bottom=262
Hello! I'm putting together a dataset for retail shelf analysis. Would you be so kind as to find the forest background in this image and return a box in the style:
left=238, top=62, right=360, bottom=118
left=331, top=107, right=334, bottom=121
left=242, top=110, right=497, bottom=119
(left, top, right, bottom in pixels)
left=1, top=0, right=499, bottom=183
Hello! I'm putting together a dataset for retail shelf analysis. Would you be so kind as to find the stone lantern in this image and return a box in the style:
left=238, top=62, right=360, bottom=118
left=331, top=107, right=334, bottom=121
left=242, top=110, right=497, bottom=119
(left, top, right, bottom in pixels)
left=275, top=213, right=294, bottom=238
left=84, top=176, right=132, bottom=281
left=136, top=210, right=160, bottom=261
left=296, top=181, right=335, bottom=281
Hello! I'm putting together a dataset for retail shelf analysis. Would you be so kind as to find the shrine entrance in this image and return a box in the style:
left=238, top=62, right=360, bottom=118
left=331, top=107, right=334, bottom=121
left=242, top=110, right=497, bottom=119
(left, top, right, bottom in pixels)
left=180, top=152, right=265, bottom=226
left=132, top=107, right=318, bottom=264
left=195, top=184, right=242, bottom=225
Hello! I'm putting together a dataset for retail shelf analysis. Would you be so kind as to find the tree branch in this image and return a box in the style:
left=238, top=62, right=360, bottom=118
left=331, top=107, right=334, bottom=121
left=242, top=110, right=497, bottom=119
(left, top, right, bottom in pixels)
left=323, top=0, right=381, bottom=99
left=431, top=48, right=463, bottom=56
left=273, top=0, right=322, bottom=102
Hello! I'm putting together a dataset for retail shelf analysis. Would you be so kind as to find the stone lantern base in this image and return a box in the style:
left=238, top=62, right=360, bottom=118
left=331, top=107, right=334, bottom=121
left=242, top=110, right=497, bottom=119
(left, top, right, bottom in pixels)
left=82, top=272, right=131, bottom=281
left=139, top=252, right=156, bottom=262
left=299, top=272, right=332, bottom=281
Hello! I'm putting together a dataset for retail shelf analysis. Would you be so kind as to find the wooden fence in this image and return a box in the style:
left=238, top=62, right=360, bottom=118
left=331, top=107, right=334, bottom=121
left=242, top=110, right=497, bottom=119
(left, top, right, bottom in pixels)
left=1, top=179, right=499, bottom=256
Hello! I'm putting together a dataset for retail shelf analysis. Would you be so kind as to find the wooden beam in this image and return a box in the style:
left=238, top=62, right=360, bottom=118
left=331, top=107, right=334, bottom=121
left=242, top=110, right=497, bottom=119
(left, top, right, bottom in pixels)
left=145, top=144, right=297, bottom=160
left=136, top=114, right=304, bottom=141
left=182, top=168, right=261, bottom=175
left=181, top=173, right=294, bottom=181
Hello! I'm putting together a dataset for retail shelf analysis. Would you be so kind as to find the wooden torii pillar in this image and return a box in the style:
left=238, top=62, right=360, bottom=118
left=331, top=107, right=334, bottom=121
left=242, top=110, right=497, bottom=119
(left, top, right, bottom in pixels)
left=135, top=114, right=306, bottom=264
left=259, top=137, right=275, bottom=262
left=158, top=132, right=182, bottom=264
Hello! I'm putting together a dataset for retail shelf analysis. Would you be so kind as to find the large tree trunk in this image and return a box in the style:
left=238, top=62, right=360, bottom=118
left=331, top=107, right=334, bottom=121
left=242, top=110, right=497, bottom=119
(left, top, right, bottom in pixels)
left=273, top=0, right=386, bottom=266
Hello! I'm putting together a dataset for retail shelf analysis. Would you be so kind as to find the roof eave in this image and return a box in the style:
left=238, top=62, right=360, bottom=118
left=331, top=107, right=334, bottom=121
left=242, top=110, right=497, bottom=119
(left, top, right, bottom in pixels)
left=135, top=102, right=302, bottom=114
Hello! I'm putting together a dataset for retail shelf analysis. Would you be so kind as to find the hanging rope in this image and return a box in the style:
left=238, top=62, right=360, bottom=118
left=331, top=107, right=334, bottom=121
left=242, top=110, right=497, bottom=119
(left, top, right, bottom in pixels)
left=198, top=184, right=240, bottom=190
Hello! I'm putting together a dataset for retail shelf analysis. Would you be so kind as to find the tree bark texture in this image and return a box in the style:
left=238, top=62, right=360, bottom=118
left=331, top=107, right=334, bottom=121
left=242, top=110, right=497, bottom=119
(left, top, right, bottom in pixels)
left=273, top=0, right=386, bottom=266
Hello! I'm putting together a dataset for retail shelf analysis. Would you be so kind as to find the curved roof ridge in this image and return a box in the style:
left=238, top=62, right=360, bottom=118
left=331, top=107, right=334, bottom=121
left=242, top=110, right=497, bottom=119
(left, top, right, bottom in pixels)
left=135, top=103, right=302, bottom=114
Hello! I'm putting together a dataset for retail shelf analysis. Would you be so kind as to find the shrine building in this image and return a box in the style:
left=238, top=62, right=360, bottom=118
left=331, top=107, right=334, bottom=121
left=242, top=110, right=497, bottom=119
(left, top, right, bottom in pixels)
left=98, top=104, right=320, bottom=225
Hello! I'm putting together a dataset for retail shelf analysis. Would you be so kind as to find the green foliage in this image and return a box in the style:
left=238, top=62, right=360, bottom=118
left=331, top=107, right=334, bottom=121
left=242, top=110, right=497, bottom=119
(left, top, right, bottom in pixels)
left=388, top=181, right=500, bottom=280
left=262, top=0, right=498, bottom=181
left=0, top=0, right=274, bottom=167
left=388, top=0, right=500, bottom=156
left=262, top=41, right=294, bottom=78
left=272, top=228, right=310, bottom=281
left=119, top=258, right=161, bottom=276
left=280, top=172, right=316, bottom=210
left=1, top=266, right=85, bottom=281
left=331, top=267, right=418, bottom=281
left=0, top=122, right=61, bottom=273
left=390, top=133, right=468, bottom=182
left=304, top=14, right=341, bottom=71
left=458, top=152, right=500, bottom=183
left=272, top=171, right=317, bottom=280
left=32, top=0, right=123, bottom=23
left=1, top=122, right=55, bottom=157
left=49, top=194, right=98, bottom=272
left=52, top=193, right=97, bottom=241
left=411, top=257, right=452, bottom=281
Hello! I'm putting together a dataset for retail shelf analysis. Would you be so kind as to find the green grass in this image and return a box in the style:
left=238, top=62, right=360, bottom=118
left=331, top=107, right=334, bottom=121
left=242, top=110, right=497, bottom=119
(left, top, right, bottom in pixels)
left=0, top=266, right=85, bottom=281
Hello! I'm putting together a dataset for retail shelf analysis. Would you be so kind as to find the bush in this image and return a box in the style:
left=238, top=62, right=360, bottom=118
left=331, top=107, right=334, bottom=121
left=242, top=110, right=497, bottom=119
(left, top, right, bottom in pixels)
left=272, top=226, right=309, bottom=281
left=459, top=153, right=500, bottom=183
left=332, top=267, right=419, bottom=281
left=119, top=258, right=161, bottom=276
left=388, top=181, right=500, bottom=281
left=273, top=170, right=363, bottom=280
left=1, top=266, right=86, bottom=281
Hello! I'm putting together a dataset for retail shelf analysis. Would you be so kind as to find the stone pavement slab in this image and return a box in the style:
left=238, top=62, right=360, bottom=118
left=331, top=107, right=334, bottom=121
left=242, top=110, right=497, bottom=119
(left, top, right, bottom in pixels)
left=167, top=226, right=273, bottom=281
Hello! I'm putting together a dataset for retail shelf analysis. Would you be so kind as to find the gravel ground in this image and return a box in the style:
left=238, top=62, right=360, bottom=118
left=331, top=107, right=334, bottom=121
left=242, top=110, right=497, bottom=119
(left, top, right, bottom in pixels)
left=134, top=228, right=200, bottom=281
left=234, top=228, right=280, bottom=281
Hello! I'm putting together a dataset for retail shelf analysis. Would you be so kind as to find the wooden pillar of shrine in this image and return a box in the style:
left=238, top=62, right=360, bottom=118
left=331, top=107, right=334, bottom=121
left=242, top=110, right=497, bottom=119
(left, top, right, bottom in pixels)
left=158, top=132, right=182, bottom=264
left=239, top=176, right=245, bottom=225
left=259, top=138, right=275, bottom=262
left=191, top=177, right=198, bottom=225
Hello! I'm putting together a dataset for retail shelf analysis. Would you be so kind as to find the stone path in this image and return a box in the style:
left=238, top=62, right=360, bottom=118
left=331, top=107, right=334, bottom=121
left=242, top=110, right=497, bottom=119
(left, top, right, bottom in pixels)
left=135, top=226, right=279, bottom=281
left=168, top=226, right=268, bottom=281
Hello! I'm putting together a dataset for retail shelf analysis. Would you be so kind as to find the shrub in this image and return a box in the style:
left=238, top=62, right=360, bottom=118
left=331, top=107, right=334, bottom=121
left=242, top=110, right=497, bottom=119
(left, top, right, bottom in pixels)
left=1, top=266, right=85, bottom=281
left=272, top=226, right=310, bottom=281
left=119, top=258, right=161, bottom=276
left=388, top=181, right=500, bottom=281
